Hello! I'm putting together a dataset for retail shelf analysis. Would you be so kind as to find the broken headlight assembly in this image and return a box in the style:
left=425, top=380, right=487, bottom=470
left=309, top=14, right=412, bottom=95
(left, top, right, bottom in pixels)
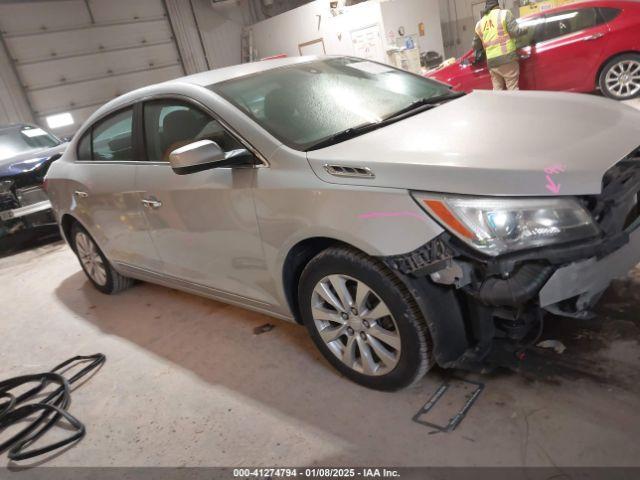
left=413, top=193, right=600, bottom=256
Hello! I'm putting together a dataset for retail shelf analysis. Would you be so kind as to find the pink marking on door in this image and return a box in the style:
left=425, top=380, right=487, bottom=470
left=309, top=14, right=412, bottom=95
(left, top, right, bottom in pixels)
left=545, top=175, right=561, bottom=194
left=544, top=164, right=566, bottom=175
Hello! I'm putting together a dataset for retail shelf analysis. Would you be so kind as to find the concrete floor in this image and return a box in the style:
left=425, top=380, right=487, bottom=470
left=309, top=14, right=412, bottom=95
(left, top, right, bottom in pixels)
left=1, top=236, right=640, bottom=468
left=0, top=97, right=639, bottom=468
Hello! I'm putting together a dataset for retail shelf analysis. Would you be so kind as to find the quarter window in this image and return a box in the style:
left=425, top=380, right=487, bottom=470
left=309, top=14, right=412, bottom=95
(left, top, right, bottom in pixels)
left=91, top=108, right=134, bottom=161
left=598, top=7, right=621, bottom=23
left=538, top=8, right=598, bottom=43
left=143, top=100, right=243, bottom=162
left=77, top=131, right=91, bottom=160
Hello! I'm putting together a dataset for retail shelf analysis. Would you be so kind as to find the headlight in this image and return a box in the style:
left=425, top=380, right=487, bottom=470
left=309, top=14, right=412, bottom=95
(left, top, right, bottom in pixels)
left=413, top=193, right=600, bottom=256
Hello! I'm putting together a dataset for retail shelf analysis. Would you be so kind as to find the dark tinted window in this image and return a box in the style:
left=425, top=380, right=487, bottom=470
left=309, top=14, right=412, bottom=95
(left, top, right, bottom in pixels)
left=77, top=132, right=91, bottom=160
left=92, top=108, right=134, bottom=161
left=538, top=8, right=598, bottom=42
left=598, top=7, right=621, bottom=23
left=143, top=100, right=243, bottom=161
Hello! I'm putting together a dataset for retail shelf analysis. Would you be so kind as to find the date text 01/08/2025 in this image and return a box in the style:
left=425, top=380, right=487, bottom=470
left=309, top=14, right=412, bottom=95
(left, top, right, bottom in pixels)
left=232, top=468, right=401, bottom=478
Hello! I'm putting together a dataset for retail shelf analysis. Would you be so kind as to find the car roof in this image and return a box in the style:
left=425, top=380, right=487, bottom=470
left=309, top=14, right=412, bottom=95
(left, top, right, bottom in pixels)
left=175, top=55, right=320, bottom=87
left=521, top=0, right=639, bottom=17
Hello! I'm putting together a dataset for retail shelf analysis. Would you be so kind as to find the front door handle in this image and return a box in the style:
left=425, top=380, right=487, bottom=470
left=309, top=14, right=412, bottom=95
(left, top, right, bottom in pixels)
left=519, top=53, right=531, bottom=60
left=583, top=32, right=605, bottom=41
left=141, top=198, right=162, bottom=209
left=74, top=190, right=89, bottom=198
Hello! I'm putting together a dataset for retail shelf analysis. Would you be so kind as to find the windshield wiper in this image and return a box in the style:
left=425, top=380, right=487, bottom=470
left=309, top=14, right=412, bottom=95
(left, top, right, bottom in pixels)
left=305, top=91, right=465, bottom=151
left=383, top=91, right=466, bottom=121
left=305, top=123, right=380, bottom=151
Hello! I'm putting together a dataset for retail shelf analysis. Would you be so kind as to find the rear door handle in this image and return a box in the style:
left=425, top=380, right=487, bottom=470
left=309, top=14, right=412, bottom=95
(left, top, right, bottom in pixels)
left=141, top=197, right=162, bottom=209
left=584, top=32, right=605, bottom=41
left=74, top=190, right=89, bottom=198
left=519, top=53, right=531, bottom=60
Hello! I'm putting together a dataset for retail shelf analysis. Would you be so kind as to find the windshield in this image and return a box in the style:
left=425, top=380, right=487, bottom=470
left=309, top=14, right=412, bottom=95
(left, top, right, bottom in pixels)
left=209, top=57, right=453, bottom=150
left=0, top=125, right=60, bottom=161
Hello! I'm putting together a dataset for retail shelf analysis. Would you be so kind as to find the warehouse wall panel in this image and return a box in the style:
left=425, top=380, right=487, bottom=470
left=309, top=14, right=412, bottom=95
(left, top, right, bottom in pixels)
left=0, top=0, right=185, bottom=136
left=192, top=0, right=243, bottom=69
left=19, top=43, right=181, bottom=91
left=29, top=65, right=183, bottom=115
left=6, top=20, right=174, bottom=64
left=0, top=1, right=90, bottom=35
left=87, top=0, right=167, bottom=23
left=165, top=0, right=209, bottom=74
left=0, top=36, right=32, bottom=125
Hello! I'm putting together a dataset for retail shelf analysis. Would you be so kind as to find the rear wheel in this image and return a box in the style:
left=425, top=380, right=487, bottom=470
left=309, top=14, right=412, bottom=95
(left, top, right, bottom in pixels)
left=71, top=223, right=134, bottom=294
left=298, top=247, right=433, bottom=391
left=599, top=54, right=640, bottom=100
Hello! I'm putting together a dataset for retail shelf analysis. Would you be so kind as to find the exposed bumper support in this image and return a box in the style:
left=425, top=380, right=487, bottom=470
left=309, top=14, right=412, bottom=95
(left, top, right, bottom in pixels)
left=540, top=226, right=640, bottom=308
left=0, top=200, right=52, bottom=221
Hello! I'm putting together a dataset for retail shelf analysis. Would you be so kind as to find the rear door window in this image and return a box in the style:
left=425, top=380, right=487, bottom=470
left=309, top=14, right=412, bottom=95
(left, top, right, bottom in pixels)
left=91, top=108, right=134, bottom=161
left=538, top=8, right=598, bottom=43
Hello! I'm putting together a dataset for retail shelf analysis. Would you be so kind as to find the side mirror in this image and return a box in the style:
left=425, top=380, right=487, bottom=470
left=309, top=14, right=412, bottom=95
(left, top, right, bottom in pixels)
left=168, top=140, right=256, bottom=175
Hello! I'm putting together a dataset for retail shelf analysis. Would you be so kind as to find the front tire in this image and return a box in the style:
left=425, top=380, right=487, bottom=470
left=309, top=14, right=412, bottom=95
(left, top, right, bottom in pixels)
left=71, top=223, right=134, bottom=294
left=298, top=247, right=433, bottom=391
left=599, top=54, right=640, bottom=100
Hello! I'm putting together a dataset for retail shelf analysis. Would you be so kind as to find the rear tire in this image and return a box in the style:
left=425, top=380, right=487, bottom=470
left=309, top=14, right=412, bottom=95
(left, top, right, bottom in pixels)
left=71, top=223, right=134, bottom=294
left=599, top=53, right=640, bottom=100
left=298, top=246, right=433, bottom=391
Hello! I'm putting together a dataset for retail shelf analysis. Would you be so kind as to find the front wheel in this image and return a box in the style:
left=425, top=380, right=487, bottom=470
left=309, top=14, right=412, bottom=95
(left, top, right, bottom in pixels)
left=599, top=54, right=640, bottom=100
left=298, top=247, right=433, bottom=391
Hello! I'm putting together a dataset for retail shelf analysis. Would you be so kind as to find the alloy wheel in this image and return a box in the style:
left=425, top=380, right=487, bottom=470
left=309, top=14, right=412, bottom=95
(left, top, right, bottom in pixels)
left=75, top=232, right=107, bottom=286
left=310, top=274, right=401, bottom=376
left=605, top=60, right=640, bottom=99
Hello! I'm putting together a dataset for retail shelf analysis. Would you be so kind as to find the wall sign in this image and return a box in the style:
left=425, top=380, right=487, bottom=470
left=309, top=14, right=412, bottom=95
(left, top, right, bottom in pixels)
left=350, top=24, right=384, bottom=61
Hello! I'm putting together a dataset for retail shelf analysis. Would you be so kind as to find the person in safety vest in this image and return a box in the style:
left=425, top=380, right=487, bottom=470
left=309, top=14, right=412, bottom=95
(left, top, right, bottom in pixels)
left=472, top=0, right=529, bottom=90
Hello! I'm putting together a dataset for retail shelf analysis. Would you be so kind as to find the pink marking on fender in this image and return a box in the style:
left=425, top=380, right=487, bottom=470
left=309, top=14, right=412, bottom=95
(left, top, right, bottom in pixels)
left=544, top=164, right=566, bottom=175
left=545, top=175, right=561, bottom=194
left=357, top=211, right=427, bottom=222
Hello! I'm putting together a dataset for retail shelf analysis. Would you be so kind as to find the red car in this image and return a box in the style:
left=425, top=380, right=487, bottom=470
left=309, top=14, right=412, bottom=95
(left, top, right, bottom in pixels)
left=426, top=0, right=640, bottom=100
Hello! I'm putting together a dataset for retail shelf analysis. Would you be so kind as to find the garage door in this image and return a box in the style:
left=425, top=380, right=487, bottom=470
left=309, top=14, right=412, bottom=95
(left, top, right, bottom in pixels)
left=0, top=0, right=185, bottom=137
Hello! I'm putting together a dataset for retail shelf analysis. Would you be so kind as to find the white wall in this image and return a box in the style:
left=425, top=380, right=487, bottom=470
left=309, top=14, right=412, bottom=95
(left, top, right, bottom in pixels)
left=250, top=0, right=386, bottom=61
left=250, top=0, right=444, bottom=65
left=380, top=0, right=445, bottom=57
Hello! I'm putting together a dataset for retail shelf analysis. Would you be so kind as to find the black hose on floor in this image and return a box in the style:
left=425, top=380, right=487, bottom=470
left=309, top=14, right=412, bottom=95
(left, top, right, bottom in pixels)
left=0, top=353, right=105, bottom=461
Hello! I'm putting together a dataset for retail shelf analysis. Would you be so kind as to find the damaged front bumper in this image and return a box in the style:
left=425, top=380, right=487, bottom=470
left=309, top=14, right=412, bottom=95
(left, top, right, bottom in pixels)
left=540, top=224, right=640, bottom=315
left=384, top=155, right=640, bottom=372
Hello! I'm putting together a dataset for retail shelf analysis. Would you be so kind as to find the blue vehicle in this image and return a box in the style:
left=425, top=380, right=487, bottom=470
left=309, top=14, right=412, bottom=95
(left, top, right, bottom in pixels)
left=0, top=123, right=66, bottom=238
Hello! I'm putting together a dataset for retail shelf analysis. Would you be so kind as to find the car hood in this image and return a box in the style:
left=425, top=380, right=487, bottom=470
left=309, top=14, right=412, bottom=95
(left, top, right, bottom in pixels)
left=425, top=60, right=466, bottom=88
left=0, top=144, right=67, bottom=179
left=306, top=90, right=640, bottom=196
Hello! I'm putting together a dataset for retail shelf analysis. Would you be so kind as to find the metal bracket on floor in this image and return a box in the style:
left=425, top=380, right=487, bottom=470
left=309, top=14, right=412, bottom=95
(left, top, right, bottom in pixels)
left=412, top=377, right=485, bottom=434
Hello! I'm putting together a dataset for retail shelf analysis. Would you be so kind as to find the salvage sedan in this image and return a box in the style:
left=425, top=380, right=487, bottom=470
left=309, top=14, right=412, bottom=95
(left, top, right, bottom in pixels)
left=45, top=56, right=640, bottom=390
left=0, top=123, right=66, bottom=238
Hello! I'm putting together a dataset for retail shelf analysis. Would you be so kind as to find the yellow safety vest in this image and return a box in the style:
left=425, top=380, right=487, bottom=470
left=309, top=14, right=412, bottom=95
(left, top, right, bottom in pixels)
left=476, top=9, right=516, bottom=60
